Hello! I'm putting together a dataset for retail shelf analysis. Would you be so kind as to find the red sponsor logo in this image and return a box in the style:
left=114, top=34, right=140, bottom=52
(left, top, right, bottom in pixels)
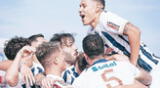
left=107, top=22, right=120, bottom=31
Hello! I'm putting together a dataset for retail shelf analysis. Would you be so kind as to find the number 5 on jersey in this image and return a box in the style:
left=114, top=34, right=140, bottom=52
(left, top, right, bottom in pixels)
left=101, top=69, right=123, bottom=88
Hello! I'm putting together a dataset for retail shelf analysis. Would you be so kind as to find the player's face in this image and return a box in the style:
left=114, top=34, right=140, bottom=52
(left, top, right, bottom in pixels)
left=79, top=0, right=99, bottom=25
left=61, top=38, right=78, bottom=63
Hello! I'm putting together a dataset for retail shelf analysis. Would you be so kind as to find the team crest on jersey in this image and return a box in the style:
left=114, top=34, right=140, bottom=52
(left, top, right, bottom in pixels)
left=107, top=21, right=120, bottom=31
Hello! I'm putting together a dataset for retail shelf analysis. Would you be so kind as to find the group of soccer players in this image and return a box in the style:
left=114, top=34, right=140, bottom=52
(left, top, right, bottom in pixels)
left=0, top=0, right=160, bottom=88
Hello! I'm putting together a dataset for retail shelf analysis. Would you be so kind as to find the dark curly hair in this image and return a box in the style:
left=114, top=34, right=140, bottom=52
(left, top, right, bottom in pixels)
left=50, top=33, right=75, bottom=47
left=28, top=34, right=44, bottom=43
left=4, top=36, right=30, bottom=60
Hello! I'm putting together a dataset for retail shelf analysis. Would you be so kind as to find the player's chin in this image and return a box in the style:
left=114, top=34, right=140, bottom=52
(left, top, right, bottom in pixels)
left=82, top=21, right=90, bottom=25
left=81, top=19, right=87, bottom=25
left=81, top=20, right=85, bottom=24
left=83, top=23, right=88, bottom=26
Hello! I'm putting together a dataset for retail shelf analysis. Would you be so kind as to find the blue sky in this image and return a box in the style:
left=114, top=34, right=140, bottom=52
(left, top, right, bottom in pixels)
left=0, top=0, right=159, bottom=55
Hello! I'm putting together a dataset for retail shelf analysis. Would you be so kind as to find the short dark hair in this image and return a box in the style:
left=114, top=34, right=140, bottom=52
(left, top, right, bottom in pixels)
left=94, top=0, right=105, bottom=10
left=83, top=34, right=104, bottom=59
left=50, top=33, right=75, bottom=47
left=28, top=34, right=44, bottom=43
left=36, top=42, right=61, bottom=67
left=4, top=37, right=30, bottom=60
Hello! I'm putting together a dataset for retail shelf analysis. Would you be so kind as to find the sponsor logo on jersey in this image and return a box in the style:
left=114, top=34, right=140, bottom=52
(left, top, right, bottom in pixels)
left=107, top=21, right=120, bottom=30
left=92, top=61, right=117, bottom=72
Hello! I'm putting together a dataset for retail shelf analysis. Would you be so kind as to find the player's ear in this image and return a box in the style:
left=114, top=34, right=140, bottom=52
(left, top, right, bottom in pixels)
left=96, top=2, right=103, bottom=12
left=54, top=57, right=59, bottom=64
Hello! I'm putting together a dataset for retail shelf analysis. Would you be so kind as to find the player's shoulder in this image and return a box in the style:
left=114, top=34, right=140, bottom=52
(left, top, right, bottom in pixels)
left=72, top=69, right=88, bottom=87
left=114, top=61, right=134, bottom=68
left=85, top=60, right=118, bottom=74
left=100, top=11, right=117, bottom=19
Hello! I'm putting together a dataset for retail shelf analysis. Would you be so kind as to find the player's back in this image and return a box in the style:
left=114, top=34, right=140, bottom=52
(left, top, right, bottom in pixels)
left=73, top=59, right=139, bottom=88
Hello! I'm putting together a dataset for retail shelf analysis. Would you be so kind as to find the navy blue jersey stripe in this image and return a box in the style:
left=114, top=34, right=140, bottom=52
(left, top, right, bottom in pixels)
left=31, top=68, right=35, bottom=75
left=102, top=31, right=130, bottom=57
left=140, top=46, right=159, bottom=65
left=70, top=77, right=74, bottom=84
left=72, top=67, right=79, bottom=77
left=118, top=35, right=129, bottom=44
left=63, top=70, right=70, bottom=82
left=119, top=34, right=158, bottom=65
left=119, top=34, right=159, bottom=65
left=101, top=31, right=153, bottom=72
left=37, top=67, right=43, bottom=73
left=137, top=57, right=152, bottom=72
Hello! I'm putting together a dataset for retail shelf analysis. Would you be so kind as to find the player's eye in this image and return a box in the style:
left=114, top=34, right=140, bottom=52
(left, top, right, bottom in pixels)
left=83, top=4, right=87, bottom=8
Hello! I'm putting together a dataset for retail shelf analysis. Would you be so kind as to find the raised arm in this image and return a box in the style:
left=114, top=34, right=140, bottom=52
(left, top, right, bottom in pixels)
left=124, top=23, right=141, bottom=65
left=5, top=46, right=35, bottom=87
left=0, top=60, right=12, bottom=71
left=5, top=51, right=21, bottom=86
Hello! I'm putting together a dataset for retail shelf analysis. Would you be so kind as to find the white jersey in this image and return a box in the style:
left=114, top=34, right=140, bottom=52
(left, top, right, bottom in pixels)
left=31, top=62, right=44, bottom=76
left=88, top=11, right=159, bottom=72
left=73, top=59, right=140, bottom=88
left=62, top=65, right=79, bottom=84
left=47, top=74, right=73, bottom=88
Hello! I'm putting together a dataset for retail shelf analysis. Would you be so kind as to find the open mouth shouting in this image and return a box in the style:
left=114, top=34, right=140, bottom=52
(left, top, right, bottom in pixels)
left=80, top=13, right=85, bottom=22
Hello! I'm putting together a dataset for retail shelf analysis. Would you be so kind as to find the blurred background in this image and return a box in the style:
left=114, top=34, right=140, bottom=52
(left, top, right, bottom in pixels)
left=0, top=0, right=159, bottom=59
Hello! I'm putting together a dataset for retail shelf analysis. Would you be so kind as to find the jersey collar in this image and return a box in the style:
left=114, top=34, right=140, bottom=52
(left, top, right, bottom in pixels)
left=92, top=59, right=108, bottom=65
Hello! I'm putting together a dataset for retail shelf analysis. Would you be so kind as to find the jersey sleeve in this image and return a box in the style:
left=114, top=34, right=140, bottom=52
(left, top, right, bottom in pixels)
left=101, top=11, right=128, bottom=34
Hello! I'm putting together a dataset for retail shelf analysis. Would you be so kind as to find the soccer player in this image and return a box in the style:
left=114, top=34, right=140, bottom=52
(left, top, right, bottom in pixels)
left=73, top=34, right=151, bottom=88
left=4, top=37, right=35, bottom=87
left=79, top=0, right=160, bottom=72
left=28, top=34, right=48, bottom=76
left=50, top=33, right=79, bottom=84
left=28, top=33, right=48, bottom=48
left=36, top=41, right=73, bottom=88
left=50, top=33, right=78, bottom=63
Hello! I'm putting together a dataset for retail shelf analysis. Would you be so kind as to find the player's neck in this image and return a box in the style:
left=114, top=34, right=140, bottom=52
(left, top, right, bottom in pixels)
left=91, top=11, right=103, bottom=29
left=45, top=66, right=62, bottom=77
left=90, top=55, right=104, bottom=65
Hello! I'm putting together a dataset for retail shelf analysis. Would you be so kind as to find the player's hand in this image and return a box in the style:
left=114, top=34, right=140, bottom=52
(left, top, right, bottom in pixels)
left=41, top=77, right=55, bottom=88
left=20, top=64, right=35, bottom=87
left=41, top=77, right=63, bottom=88
left=16, top=45, right=36, bottom=59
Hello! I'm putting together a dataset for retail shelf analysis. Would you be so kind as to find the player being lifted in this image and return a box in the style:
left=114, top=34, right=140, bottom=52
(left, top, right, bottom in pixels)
left=79, top=0, right=160, bottom=73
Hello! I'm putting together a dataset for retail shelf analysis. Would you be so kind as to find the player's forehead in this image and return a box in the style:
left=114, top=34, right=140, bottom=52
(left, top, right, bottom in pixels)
left=61, top=37, right=74, bottom=43
left=80, top=0, right=96, bottom=5
left=61, top=37, right=75, bottom=47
